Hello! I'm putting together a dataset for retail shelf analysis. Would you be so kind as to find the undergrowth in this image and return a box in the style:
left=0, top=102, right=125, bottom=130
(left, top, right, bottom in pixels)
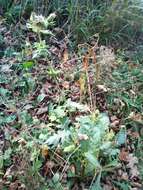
left=0, top=2, right=143, bottom=190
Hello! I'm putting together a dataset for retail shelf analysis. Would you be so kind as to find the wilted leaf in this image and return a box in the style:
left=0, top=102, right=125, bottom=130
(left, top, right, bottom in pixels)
left=79, top=73, right=86, bottom=95
left=83, top=54, right=89, bottom=71
left=41, top=144, right=49, bottom=157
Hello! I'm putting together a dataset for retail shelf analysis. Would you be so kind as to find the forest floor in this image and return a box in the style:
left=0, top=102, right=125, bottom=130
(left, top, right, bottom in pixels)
left=0, top=17, right=143, bottom=190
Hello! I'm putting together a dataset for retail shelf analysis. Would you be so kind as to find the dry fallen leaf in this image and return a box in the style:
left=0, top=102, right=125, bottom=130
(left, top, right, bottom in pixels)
left=62, top=81, right=70, bottom=89
left=119, top=148, right=129, bottom=161
left=36, top=107, right=48, bottom=115
left=127, top=154, right=138, bottom=168
left=126, top=154, right=139, bottom=179
left=62, top=48, right=69, bottom=63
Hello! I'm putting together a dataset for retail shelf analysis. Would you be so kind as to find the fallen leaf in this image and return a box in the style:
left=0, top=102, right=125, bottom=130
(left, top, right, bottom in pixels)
left=126, top=154, right=139, bottom=179
left=62, top=81, right=70, bottom=89
left=127, top=154, right=138, bottom=168
left=62, top=48, right=68, bottom=63
left=9, top=180, right=19, bottom=190
left=121, top=172, right=128, bottom=180
left=119, top=148, right=129, bottom=161
left=36, top=107, right=48, bottom=115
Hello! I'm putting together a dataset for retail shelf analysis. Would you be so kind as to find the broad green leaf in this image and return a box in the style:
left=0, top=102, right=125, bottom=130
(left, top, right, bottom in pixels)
left=64, top=145, right=75, bottom=153
left=85, top=152, right=101, bottom=169
left=22, top=61, right=34, bottom=69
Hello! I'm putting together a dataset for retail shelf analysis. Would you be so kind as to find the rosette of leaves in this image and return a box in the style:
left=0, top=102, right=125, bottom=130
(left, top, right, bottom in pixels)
left=27, top=12, right=56, bottom=36
left=44, top=101, right=119, bottom=178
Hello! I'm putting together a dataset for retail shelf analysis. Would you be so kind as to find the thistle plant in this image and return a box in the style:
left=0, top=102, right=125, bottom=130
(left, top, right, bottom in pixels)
left=26, top=12, right=56, bottom=59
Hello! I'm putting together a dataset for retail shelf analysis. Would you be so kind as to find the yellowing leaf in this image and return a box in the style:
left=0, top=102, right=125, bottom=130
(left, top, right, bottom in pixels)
left=41, top=145, right=49, bottom=157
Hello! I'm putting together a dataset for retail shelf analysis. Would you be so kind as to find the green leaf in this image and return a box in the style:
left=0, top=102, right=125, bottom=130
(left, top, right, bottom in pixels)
left=64, top=145, right=75, bottom=153
left=5, top=115, right=16, bottom=124
left=0, top=155, right=4, bottom=169
left=37, top=93, right=46, bottom=103
left=0, top=114, right=16, bottom=125
left=90, top=173, right=102, bottom=190
left=85, top=152, right=101, bottom=169
left=116, top=126, right=126, bottom=145
left=4, top=148, right=12, bottom=160
left=52, top=173, right=60, bottom=183
left=0, top=87, right=10, bottom=96
left=45, top=134, right=60, bottom=146
left=22, top=61, right=34, bottom=69
left=66, top=99, right=89, bottom=112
